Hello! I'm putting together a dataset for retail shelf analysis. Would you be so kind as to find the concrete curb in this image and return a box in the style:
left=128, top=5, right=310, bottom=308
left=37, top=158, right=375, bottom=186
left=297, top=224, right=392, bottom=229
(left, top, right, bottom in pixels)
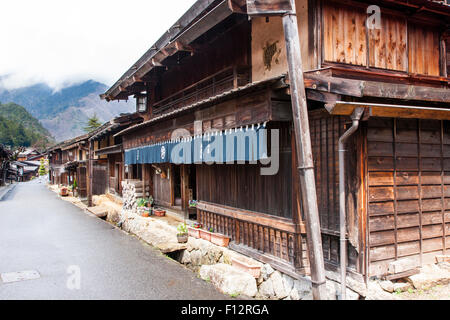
left=0, top=184, right=16, bottom=201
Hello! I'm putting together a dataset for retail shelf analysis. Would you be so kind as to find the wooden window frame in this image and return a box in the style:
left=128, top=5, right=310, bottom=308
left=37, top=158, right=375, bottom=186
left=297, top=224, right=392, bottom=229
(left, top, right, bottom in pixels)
left=136, top=95, right=147, bottom=113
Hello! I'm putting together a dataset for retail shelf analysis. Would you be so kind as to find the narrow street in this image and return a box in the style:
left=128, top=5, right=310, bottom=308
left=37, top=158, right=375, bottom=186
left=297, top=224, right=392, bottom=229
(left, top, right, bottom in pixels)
left=0, top=180, right=228, bottom=300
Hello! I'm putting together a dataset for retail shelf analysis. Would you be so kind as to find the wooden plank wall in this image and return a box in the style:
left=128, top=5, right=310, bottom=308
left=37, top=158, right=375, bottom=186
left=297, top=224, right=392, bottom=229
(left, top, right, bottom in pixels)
left=153, top=163, right=172, bottom=207
left=408, top=24, right=441, bottom=76
left=157, top=16, right=250, bottom=101
left=368, top=13, right=407, bottom=71
left=323, top=2, right=367, bottom=66
left=123, top=89, right=272, bottom=150
left=309, top=110, right=360, bottom=271
left=196, top=123, right=292, bottom=218
left=92, top=164, right=108, bottom=195
left=322, top=1, right=441, bottom=76
left=367, top=118, right=449, bottom=276
left=77, top=166, right=87, bottom=198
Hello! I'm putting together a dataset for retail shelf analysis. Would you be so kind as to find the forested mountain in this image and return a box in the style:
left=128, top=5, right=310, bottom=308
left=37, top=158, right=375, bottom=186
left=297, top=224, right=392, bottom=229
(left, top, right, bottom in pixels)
left=0, top=102, right=53, bottom=149
left=0, top=80, right=134, bottom=141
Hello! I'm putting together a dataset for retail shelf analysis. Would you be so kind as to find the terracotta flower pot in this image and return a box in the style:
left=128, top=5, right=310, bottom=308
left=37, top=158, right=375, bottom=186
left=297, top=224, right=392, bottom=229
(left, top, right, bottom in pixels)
left=154, top=209, right=165, bottom=217
left=60, top=187, right=68, bottom=197
left=231, top=257, right=261, bottom=278
left=210, top=232, right=230, bottom=247
left=188, top=226, right=200, bottom=239
left=177, top=233, right=188, bottom=243
left=199, top=229, right=211, bottom=241
left=142, top=211, right=149, bottom=217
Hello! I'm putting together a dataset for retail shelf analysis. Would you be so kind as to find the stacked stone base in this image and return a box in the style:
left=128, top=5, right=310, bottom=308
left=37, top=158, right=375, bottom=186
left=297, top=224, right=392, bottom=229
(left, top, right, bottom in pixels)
left=117, top=208, right=367, bottom=300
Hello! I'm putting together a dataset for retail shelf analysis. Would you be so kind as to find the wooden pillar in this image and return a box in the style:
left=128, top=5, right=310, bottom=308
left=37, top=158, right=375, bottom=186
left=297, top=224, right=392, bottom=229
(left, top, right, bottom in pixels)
left=282, top=0, right=327, bottom=299
left=88, top=139, right=94, bottom=207
left=181, top=165, right=190, bottom=219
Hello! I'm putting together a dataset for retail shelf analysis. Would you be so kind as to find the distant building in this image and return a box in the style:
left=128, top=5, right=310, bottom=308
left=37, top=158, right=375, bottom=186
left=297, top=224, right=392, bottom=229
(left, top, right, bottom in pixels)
left=17, top=149, right=44, bottom=161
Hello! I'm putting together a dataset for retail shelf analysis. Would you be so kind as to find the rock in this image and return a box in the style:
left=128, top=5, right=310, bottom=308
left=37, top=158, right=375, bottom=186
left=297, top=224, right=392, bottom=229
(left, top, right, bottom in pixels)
left=258, top=278, right=275, bottom=299
left=270, top=271, right=288, bottom=299
left=379, top=280, right=394, bottom=293
left=180, top=250, right=191, bottom=264
left=388, top=257, right=419, bottom=275
left=325, top=270, right=367, bottom=297
left=291, top=278, right=312, bottom=300
left=326, top=281, right=338, bottom=300
left=261, top=264, right=274, bottom=280
left=206, top=246, right=223, bottom=264
left=393, top=282, right=412, bottom=292
left=197, top=239, right=214, bottom=255
left=408, top=264, right=450, bottom=290
left=190, top=250, right=202, bottom=266
left=435, top=255, right=450, bottom=264
left=282, top=274, right=294, bottom=294
left=438, top=262, right=450, bottom=272
left=199, top=264, right=257, bottom=297
left=366, top=281, right=396, bottom=300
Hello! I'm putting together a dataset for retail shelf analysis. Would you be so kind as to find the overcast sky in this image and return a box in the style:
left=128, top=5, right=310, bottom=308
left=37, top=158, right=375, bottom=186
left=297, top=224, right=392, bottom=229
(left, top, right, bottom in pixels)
left=0, top=0, right=197, bottom=90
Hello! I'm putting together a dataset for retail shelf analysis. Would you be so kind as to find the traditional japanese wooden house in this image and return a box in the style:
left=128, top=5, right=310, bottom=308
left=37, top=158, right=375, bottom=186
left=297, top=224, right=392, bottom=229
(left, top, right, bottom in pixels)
left=88, top=113, right=143, bottom=197
left=48, top=133, right=91, bottom=197
left=100, top=0, right=450, bottom=285
left=47, top=142, right=64, bottom=185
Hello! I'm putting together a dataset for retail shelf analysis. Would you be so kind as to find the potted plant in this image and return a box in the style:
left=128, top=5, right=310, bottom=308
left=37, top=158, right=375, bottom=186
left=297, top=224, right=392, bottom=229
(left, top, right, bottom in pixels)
left=72, top=179, right=78, bottom=197
left=231, top=257, right=261, bottom=278
left=199, top=226, right=213, bottom=241
left=60, top=186, right=69, bottom=197
left=177, top=223, right=188, bottom=243
left=153, top=208, right=166, bottom=217
left=137, top=197, right=150, bottom=216
left=188, top=200, right=198, bottom=208
left=210, top=231, right=231, bottom=247
left=187, top=222, right=202, bottom=238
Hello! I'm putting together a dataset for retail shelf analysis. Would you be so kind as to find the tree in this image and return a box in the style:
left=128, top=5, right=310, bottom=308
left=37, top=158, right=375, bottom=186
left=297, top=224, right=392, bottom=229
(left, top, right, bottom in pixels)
left=39, top=158, right=47, bottom=176
left=84, top=114, right=102, bottom=133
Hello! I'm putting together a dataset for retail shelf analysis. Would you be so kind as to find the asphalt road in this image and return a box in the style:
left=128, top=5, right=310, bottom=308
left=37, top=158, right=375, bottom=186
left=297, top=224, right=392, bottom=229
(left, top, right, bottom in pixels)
left=0, top=179, right=228, bottom=300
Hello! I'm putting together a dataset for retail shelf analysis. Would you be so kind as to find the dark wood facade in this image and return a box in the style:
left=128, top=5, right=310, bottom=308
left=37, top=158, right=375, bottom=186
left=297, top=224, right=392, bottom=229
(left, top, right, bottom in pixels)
left=100, top=0, right=450, bottom=280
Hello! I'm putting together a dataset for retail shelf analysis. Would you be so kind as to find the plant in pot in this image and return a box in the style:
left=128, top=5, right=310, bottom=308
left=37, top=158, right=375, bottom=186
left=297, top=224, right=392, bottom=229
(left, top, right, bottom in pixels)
left=72, top=179, right=78, bottom=197
left=177, top=223, right=188, bottom=243
left=137, top=198, right=149, bottom=217
left=199, top=226, right=212, bottom=241
left=188, top=200, right=198, bottom=208
left=188, top=222, right=202, bottom=238
left=210, top=230, right=231, bottom=247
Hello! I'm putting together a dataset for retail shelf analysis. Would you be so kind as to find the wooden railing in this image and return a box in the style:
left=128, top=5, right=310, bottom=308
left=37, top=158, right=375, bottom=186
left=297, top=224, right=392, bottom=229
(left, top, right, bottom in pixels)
left=197, top=201, right=307, bottom=274
left=153, top=66, right=250, bottom=115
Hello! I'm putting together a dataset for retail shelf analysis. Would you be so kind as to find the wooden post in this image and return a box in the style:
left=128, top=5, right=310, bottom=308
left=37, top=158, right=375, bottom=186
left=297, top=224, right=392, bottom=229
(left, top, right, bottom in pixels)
left=88, top=139, right=94, bottom=207
left=282, top=0, right=327, bottom=299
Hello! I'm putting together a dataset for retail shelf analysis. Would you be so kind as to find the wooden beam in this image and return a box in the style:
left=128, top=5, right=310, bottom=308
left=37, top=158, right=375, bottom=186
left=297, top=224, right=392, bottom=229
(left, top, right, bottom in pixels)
left=304, top=74, right=450, bottom=103
left=227, top=0, right=246, bottom=14
left=282, top=0, right=326, bottom=299
left=328, top=101, right=450, bottom=120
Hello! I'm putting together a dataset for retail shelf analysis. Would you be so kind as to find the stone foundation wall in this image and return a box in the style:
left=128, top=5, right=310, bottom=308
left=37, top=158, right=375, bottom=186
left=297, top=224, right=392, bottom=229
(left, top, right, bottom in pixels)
left=117, top=208, right=365, bottom=300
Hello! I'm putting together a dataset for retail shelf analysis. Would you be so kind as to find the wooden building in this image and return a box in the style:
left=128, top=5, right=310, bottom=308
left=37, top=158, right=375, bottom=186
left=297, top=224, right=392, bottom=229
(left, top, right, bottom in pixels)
left=100, top=0, right=450, bottom=282
left=48, top=133, right=91, bottom=197
left=17, top=149, right=43, bottom=162
left=89, top=113, right=143, bottom=197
